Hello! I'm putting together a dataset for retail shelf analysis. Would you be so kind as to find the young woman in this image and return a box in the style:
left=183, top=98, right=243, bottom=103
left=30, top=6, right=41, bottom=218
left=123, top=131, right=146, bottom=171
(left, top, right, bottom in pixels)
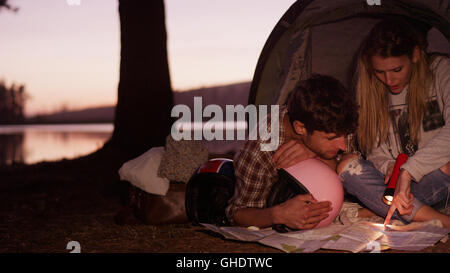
left=339, top=18, right=450, bottom=227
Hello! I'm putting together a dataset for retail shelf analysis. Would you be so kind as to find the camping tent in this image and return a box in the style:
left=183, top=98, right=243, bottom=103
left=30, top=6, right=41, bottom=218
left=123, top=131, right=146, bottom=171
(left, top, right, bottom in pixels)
left=249, top=0, right=450, bottom=107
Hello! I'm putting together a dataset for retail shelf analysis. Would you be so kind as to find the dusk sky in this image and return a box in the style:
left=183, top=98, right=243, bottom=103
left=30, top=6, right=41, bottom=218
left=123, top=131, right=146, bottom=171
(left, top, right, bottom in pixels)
left=0, top=0, right=295, bottom=116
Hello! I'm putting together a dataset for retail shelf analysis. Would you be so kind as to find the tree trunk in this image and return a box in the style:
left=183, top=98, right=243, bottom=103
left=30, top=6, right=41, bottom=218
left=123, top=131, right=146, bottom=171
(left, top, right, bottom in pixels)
left=111, top=0, right=173, bottom=161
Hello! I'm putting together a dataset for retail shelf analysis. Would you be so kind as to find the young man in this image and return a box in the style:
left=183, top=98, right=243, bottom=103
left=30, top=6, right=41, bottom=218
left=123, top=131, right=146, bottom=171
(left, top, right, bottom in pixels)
left=225, top=74, right=359, bottom=229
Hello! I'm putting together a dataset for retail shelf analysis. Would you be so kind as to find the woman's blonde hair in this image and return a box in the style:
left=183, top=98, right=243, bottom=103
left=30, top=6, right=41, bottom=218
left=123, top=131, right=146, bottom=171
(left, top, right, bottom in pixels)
left=356, top=18, right=434, bottom=155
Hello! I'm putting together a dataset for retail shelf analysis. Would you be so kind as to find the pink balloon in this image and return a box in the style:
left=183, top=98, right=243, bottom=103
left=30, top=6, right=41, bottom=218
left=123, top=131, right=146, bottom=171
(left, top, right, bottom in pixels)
left=284, top=158, right=343, bottom=228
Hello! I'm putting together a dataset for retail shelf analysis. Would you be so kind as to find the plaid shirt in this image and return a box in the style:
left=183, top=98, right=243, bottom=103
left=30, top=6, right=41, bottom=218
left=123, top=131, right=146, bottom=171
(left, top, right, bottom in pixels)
left=225, top=107, right=288, bottom=225
left=225, top=106, right=358, bottom=225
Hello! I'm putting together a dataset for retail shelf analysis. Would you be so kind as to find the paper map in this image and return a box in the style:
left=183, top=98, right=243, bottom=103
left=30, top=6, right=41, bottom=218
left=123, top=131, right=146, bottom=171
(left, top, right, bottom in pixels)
left=201, top=203, right=450, bottom=253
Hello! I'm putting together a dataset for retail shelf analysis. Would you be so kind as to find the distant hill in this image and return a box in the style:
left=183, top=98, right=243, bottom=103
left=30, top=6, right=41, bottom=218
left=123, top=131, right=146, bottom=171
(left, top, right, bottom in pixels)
left=27, top=106, right=115, bottom=124
left=26, top=81, right=251, bottom=124
left=174, top=81, right=251, bottom=110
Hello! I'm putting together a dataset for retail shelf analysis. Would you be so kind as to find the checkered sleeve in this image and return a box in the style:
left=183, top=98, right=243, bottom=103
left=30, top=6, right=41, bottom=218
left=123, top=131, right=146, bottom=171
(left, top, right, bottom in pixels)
left=225, top=140, right=279, bottom=225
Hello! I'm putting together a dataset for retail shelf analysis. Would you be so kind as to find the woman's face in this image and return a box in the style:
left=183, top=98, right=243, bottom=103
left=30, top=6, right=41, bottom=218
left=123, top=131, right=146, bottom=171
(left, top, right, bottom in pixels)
left=370, top=49, right=418, bottom=94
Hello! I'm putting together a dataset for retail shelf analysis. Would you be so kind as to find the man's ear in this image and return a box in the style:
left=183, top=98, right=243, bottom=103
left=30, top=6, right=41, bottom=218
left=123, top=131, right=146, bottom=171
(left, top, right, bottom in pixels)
left=293, top=120, right=307, bottom=135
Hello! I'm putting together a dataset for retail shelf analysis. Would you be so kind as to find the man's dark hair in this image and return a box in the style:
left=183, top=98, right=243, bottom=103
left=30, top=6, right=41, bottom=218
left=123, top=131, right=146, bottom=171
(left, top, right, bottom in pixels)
left=287, top=74, right=358, bottom=136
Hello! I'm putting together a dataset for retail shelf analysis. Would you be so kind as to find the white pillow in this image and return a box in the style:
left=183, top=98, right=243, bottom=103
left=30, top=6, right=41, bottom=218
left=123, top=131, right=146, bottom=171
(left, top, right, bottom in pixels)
left=118, top=147, right=169, bottom=196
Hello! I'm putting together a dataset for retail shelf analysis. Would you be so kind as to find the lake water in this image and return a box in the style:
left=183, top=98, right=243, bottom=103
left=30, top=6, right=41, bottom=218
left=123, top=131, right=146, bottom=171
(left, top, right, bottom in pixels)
left=0, top=124, right=113, bottom=165
left=0, top=123, right=244, bottom=166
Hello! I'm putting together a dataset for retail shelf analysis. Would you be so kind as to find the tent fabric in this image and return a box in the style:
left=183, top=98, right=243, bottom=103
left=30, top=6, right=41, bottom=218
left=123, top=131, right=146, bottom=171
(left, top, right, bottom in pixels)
left=275, top=27, right=312, bottom=106
left=249, top=0, right=450, bottom=107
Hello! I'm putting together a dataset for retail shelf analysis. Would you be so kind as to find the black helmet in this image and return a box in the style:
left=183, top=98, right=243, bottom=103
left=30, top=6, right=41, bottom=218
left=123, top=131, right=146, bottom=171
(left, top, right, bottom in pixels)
left=266, top=169, right=310, bottom=208
left=185, top=158, right=235, bottom=226
left=266, top=169, right=310, bottom=232
left=267, top=159, right=344, bottom=232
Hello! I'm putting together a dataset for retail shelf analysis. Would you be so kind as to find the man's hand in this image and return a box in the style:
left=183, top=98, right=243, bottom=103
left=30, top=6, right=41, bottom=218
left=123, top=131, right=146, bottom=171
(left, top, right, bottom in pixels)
left=384, top=169, right=414, bottom=225
left=272, top=140, right=317, bottom=169
left=273, top=194, right=332, bottom=230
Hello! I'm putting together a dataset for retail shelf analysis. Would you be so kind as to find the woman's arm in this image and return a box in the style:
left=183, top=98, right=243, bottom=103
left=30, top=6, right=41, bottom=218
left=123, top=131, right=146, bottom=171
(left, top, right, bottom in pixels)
left=402, top=56, right=450, bottom=182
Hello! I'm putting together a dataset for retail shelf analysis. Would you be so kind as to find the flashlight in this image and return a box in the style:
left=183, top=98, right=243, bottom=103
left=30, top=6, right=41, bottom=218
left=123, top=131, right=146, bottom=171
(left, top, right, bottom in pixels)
left=382, top=153, right=408, bottom=206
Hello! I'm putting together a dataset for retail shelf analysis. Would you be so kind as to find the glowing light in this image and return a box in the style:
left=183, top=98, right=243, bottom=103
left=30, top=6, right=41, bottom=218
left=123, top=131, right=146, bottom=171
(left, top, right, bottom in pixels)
left=382, top=192, right=394, bottom=205
left=384, top=195, right=393, bottom=202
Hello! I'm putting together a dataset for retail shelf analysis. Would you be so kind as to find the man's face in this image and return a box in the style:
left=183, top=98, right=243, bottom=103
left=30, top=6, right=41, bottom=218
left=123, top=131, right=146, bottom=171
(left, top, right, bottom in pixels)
left=303, top=130, right=347, bottom=160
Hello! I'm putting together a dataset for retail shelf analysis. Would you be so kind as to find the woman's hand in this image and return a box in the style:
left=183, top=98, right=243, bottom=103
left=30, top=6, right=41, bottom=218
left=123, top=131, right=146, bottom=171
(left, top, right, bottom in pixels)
left=384, top=169, right=414, bottom=225
left=272, top=140, right=316, bottom=169
left=384, top=163, right=395, bottom=184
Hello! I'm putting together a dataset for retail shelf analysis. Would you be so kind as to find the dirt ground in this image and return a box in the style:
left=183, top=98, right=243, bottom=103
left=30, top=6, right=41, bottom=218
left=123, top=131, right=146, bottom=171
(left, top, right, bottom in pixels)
left=0, top=149, right=448, bottom=254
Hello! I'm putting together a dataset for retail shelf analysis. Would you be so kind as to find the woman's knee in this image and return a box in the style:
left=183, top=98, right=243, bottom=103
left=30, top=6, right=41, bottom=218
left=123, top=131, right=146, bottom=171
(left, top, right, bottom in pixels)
left=338, top=157, right=386, bottom=194
left=337, top=153, right=360, bottom=175
left=412, top=166, right=450, bottom=205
